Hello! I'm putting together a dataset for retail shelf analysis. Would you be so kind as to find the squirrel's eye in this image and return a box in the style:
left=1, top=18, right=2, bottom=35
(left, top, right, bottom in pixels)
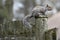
left=48, top=8, right=52, bottom=10
left=46, top=5, right=52, bottom=11
left=47, top=6, right=52, bottom=11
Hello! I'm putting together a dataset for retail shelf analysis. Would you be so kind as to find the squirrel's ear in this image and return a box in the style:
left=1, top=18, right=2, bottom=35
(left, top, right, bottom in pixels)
left=46, top=4, right=51, bottom=8
left=47, top=4, right=48, bottom=7
left=46, top=4, right=49, bottom=7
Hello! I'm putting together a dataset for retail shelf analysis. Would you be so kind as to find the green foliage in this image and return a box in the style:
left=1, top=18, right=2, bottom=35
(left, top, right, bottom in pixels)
left=0, top=20, right=36, bottom=37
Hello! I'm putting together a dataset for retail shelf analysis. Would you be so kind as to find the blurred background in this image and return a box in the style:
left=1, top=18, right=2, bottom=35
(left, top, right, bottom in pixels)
left=0, top=0, right=60, bottom=39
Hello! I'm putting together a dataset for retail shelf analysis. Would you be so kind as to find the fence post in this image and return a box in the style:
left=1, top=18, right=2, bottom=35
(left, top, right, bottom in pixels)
left=35, top=15, right=48, bottom=40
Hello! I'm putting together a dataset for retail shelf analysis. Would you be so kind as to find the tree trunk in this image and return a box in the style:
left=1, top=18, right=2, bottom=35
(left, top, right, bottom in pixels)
left=5, top=0, right=13, bottom=20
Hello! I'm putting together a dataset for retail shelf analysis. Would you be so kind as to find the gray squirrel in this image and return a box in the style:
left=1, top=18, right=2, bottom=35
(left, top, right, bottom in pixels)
left=23, top=5, right=50, bottom=29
